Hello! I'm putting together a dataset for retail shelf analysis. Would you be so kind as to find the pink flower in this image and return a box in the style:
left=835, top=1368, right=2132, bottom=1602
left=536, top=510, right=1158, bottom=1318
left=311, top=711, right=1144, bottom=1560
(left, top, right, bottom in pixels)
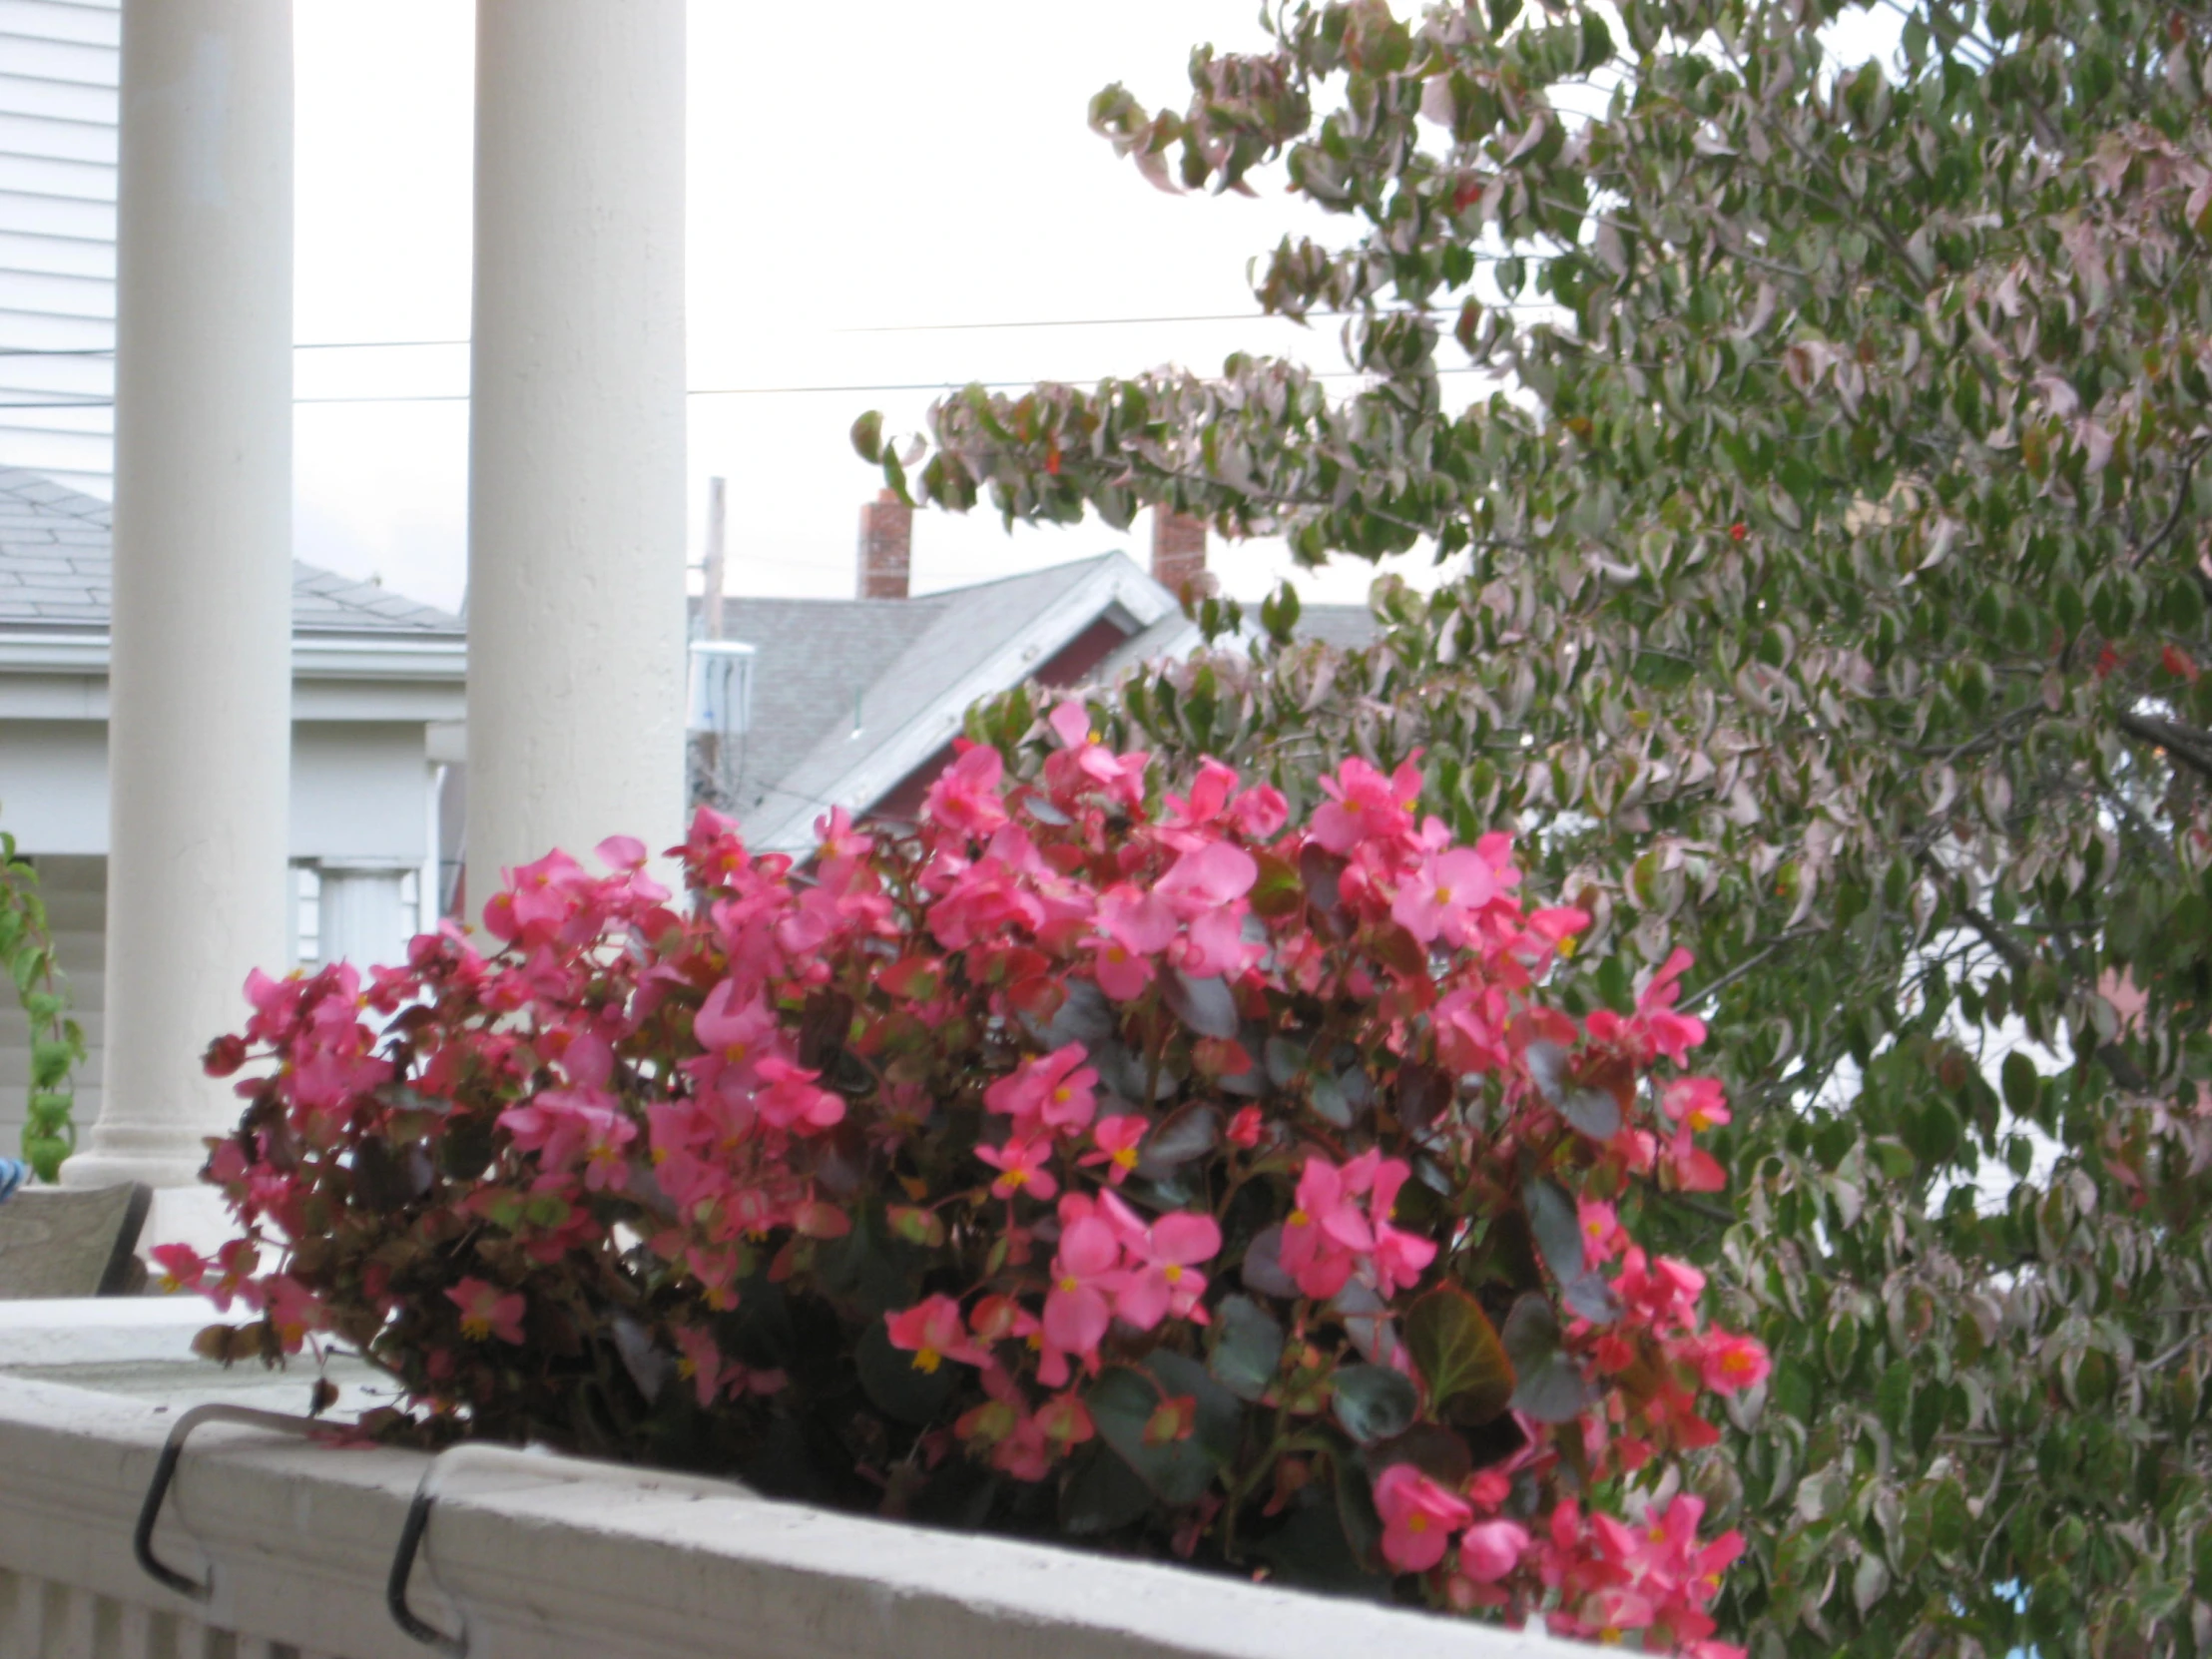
left=1374, top=1462, right=1473, bottom=1573
left=975, top=1135, right=1059, bottom=1202
left=1690, top=1331, right=1771, bottom=1394
left=447, top=1278, right=526, bottom=1345
left=982, top=1043, right=1097, bottom=1136
left=1078, top=1114, right=1148, bottom=1185
left=753, top=1055, right=845, bottom=1134
left=885, top=1294, right=986, bottom=1375
left=1225, top=1105, right=1264, bottom=1148
left=1458, top=1518, right=1530, bottom=1583
left=1390, top=845, right=1500, bottom=947
left=1154, top=840, right=1258, bottom=918
left=151, top=1244, right=208, bottom=1295
left=1091, top=885, right=1177, bottom=999
left=1040, top=1213, right=1127, bottom=1384
left=1637, top=947, right=1709, bottom=1065
left=1662, top=1075, right=1731, bottom=1133
left=923, top=743, right=1009, bottom=838
left=1280, top=1156, right=1366, bottom=1299
left=1310, top=756, right=1422, bottom=853
left=1103, top=1195, right=1222, bottom=1330
left=1578, top=1199, right=1626, bottom=1264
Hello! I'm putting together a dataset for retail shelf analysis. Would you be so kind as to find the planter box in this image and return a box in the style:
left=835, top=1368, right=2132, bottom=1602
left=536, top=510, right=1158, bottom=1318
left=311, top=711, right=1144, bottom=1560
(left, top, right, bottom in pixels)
left=0, top=1301, right=1595, bottom=1659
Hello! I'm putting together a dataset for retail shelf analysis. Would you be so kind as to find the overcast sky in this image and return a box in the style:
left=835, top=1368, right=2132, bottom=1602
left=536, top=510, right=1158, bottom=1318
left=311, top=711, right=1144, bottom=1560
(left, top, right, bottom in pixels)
left=289, top=3, right=1898, bottom=618
left=289, top=1, right=1418, bottom=616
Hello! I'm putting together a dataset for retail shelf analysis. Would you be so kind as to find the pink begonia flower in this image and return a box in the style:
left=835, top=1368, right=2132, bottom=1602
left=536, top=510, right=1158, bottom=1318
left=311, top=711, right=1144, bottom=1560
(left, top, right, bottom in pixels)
left=1374, top=1462, right=1473, bottom=1573
left=1280, top=1156, right=1365, bottom=1299
left=447, top=1278, right=526, bottom=1345
left=1225, top=1105, right=1264, bottom=1148
left=676, top=1326, right=735, bottom=1407
left=1365, top=1157, right=1438, bottom=1297
left=885, top=1294, right=986, bottom=1374
left=1662, top=1075, right=1731, bottom=1133
left=1174, top=906, right=1256, bottom=978
left=1578, top=1199, right=1627, bottom=1264
left=922, top=742, right=1010, bottom=838
left=1102, top=1193, right=1222, bottom=1330
left=975, top=1135, right=1059, bottom=1201
left=752, top=1055, right=845, bottom=1134
left=500, top=1087, right=635, bottom=1181
left=1153, top=841, right=1258, bottom=919
left=1040, top=1214, right=1127, bottom=1384
left=151, top=1244, right=209, bottom=1295
left=1390, top=844, right=1500, bottom=947
left=982, top=1043, right=1096, bottom=1136
left=1637, top=947, right=1709, bottom=1064
left=1309, top=756, right=1422, bottom=853
left=262, top=1275, right=327, bottom=1351
left=596, top=833, right=648, bottom=870
left=1078, top=1114, right=1148, bottom=1185
left=1090, top=884, right=1177, bottom=999
left=1690, top=1331, right=1772, bottom=1393
left=1458, top=1518, right=1531, bottom=1584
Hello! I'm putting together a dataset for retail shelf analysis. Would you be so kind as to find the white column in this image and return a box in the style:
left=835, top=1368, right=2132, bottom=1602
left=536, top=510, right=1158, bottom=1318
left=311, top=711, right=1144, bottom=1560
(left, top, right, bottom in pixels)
left=464, top=1, right=688, bottom=911
left=66, top=2, right=293, bottom=1215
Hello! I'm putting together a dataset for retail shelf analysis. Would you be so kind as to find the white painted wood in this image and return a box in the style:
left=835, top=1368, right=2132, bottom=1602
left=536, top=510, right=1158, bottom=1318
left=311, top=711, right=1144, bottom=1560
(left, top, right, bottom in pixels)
left=65, top=0, right=292, bottom=1201
left=0, top=1368, right=1601, bottom=1659
left=464, top=0, right=688, bottom=909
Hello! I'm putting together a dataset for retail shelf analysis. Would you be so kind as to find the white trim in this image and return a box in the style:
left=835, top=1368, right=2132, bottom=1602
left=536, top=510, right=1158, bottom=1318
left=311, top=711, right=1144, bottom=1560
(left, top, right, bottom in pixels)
left=0, top=630, right=465, bottom=682
left=0, top=1358, right=1591, bottom=1659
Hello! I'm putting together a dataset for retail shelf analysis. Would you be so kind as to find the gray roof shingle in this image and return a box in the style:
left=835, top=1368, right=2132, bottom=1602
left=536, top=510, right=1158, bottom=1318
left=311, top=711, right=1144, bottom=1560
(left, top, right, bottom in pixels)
left=0, top=466, right=463, bottom=636
left=715, top=557, right=1130, bottom=826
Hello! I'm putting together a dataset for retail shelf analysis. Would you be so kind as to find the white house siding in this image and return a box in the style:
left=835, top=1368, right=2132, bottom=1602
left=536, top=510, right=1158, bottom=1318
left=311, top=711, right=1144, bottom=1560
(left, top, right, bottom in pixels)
left=0, top=0, right=117, bottom=500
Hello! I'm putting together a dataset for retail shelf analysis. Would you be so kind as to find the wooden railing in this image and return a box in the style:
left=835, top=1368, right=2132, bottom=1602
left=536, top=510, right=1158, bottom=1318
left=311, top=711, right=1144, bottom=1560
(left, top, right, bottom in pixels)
left=0, top=1302, right=1595, bottom=1659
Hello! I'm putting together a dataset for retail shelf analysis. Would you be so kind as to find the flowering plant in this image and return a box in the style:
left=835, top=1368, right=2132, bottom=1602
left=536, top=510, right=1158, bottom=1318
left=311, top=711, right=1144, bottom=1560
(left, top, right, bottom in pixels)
left=177, top=705, right=1763, bottom=1652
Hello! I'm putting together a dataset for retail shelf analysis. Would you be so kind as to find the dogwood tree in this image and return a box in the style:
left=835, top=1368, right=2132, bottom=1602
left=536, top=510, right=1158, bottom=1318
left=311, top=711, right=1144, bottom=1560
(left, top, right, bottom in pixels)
left=859, top=0, right=2212, bottom=1652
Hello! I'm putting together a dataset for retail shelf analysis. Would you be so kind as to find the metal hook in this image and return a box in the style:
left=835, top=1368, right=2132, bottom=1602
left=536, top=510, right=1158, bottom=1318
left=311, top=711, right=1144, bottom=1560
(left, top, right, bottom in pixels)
left=387, top=1442, right=566, bottom=1656
left=133, top=1403, right=325, bottom=1600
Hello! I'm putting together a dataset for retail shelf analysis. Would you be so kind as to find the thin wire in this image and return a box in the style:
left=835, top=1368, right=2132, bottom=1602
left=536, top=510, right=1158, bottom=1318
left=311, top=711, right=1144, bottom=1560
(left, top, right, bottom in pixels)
left=0, top=363, right=1509, bottom=410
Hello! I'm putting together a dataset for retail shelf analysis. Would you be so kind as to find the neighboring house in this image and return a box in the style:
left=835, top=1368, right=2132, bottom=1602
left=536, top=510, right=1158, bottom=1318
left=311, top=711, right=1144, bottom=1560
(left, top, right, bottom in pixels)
left=0, top=465, right=464, bottom=1153
left=0, top=0, right=118, bottom=500
left=701, top=496, right=1379, bottom=855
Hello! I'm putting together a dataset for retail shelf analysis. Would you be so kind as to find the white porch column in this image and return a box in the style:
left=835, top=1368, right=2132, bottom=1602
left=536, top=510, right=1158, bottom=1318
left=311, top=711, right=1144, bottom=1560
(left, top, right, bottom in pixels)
left=464, top=1, right=688, bottom=911
left=66, top=2, right=293, bottom=1219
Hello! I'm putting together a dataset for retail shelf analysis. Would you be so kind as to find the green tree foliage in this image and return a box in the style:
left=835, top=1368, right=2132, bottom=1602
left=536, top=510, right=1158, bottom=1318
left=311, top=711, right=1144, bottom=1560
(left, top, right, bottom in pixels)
left=863, top=0, right=2212, bottom=1651
left=1, top=821, right=80, bottom=1181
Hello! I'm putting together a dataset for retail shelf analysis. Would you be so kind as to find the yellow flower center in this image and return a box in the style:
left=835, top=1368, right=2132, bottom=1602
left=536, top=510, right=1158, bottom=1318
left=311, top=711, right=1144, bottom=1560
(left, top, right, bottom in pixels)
left=1435, top=885, right=1453, bottom=903
left=1289, top=1209, right=1312, bottom=1228
left=1408, top=1513, right=1429, bottom=1534
left=913, top=1346, right=942, bottom=1374
left=725, top=1041, right=748, bottom=1062
left=1163, top=1264, right=1184, bottom=1284
left=1053, top=1086, right=1071, bottom=1103
left=460, top=1315, right=490, bottom=1342
left=1002, top=1167, right=1028, bottom=1188
left=1113, top=1147, right=1139, bottom=1168
left=1059, top=1275, right=1080, bottom=1295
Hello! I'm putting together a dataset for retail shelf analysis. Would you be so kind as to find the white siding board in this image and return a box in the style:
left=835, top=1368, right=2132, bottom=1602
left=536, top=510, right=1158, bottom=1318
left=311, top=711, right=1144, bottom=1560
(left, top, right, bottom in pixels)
left=0, top=110, right=112, bottom=161
left=0, top=188, right=112, bottom=240
left=0, top=148, right=110, bottom=199
left=0, top=71, right=111, bottom=124
left=0, top=33, right=117, bottom=85
left=0, top=1, right=118, bottom=47
left=0, top=227, right=108, bottom=276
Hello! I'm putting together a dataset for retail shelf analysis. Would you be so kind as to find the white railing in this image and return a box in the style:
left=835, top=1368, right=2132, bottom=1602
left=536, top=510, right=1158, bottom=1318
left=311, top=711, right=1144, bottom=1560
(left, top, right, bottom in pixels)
left=0, top=1301, right=1595, bottom=1659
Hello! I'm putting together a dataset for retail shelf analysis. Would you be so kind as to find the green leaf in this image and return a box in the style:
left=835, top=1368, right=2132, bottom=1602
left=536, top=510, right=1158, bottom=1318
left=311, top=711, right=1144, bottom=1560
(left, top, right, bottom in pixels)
left=1209, top=1294, right=1286, bottom=1402
left=1405, top=1282, right=1515, bottom=1422
left=1501, top=1294, right=1589, bottom=1422
left=1087, top=1366, right=1217, bottom=1505
left=853, top=1320, right=956, bottom=1425
left=1330, top=1363, right=1418, bottom=1443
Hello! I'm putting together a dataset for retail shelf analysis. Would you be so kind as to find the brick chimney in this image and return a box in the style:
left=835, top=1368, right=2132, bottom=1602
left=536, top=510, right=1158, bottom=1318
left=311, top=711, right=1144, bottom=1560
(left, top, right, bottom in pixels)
left=857, top=489, right=912, bottom=599
left=1152, top=508, right=1207, bottom=595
